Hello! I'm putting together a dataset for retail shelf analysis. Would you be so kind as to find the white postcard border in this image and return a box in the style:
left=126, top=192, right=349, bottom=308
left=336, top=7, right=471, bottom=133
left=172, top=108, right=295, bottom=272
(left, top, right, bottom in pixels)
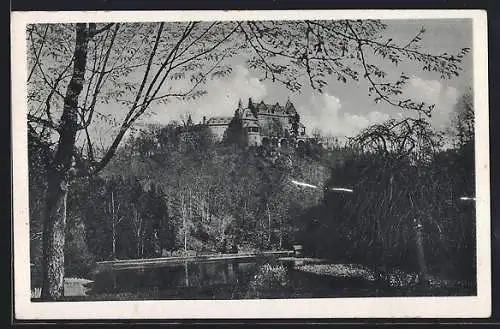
left=11, top=9, right=491, bottom=319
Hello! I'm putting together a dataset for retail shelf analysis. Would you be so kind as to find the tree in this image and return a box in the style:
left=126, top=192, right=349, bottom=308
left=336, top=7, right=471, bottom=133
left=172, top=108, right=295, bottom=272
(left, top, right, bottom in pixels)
left=27, top=20, right=469, bottom=300
left=223, top=114, right=247, bottom=147
left=311, top=127, right=322, bottom=141
left=28, top=22, right=240, bottom=299
left=450, top=88, right=474, bottom=148
left=104, top=177, right=125, bottom=260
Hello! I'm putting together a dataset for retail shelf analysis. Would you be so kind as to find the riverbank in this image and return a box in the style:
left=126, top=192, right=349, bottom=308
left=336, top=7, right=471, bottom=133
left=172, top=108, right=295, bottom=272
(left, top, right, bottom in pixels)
left=32, top=256, right=475, bottom=301
left=291, top=262, right=475, bottom=295
left=95, top=250, right=294, bottom=271
left=295, top=263, right=378, bottom=281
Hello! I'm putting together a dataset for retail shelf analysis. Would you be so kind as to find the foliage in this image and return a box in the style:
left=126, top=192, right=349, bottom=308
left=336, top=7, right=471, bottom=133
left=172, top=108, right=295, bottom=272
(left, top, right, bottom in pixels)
left=26, top=20, right=470, bottom=179
left=25, top=20, right=472, bottom=299
left=64, top=213, right=96, bottom=277
left=245, top=263, right=289, bottom=299
left=99, top=124, right=340, bottom=254
left=223, top=115, right=247, bottom=147
left=28, top=129, right=50, bottom=274
left=296, top=137, right=475, bottom=281
left=449, top=88, right=474, bottom=148
left=239, top=20, right=469, bottom=116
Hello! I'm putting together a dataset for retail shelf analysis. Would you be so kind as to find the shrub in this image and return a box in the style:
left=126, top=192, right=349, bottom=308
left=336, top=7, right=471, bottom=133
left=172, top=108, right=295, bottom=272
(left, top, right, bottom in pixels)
left=31, top=287, right=41, bottom=299
left=297, top=148, right=476, bottom=282
left=65, top=214, right=96, bottom=278
left=167, top=249, right=198, bottom=257
left=245, top=263, right=289, bottom=299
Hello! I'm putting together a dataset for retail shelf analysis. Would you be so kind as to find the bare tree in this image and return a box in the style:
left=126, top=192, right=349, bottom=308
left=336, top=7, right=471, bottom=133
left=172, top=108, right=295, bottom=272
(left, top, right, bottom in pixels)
left=28, top=22, right=239, bottom=299
left=106, top=189, right=123, bottom=260
left=131, top=205, right=144, bottom=258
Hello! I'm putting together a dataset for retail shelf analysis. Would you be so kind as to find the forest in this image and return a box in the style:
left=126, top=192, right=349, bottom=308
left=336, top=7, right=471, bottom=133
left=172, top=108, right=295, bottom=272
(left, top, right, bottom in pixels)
left=29, top=88, right=476, bottom=285
left=24, top=20, right=475, bottom=300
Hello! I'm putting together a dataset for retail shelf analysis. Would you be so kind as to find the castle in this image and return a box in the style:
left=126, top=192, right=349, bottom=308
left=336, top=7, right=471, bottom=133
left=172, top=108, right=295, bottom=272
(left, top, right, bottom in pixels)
left=204, top=98, right=308, bottom=147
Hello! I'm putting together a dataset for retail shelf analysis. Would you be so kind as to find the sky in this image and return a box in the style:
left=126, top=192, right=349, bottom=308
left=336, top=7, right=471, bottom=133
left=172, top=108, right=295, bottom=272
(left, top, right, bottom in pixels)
left=117, top=19, right=473, bottom=142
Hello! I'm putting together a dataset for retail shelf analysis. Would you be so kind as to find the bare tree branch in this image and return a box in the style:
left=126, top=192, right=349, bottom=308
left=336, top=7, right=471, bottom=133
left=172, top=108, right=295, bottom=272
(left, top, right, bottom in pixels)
left=146, top=48, right=230, bottom=104
left=89, top=23, right=116, bottom=37
left=28, top=113, right=60, bottom=131
left=125, top=22, right=165, bottom=125
left=27, top=25, right=49, bottom=83
left=83, top=23, right=121, bottom=128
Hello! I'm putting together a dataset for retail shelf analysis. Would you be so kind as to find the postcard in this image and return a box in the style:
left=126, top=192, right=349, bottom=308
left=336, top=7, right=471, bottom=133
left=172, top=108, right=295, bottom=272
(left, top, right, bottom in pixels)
left=11, top=9, right=490, bottom=319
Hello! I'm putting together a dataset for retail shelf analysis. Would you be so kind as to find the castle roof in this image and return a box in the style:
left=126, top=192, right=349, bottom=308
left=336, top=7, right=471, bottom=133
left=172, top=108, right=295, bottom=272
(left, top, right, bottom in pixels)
left=241, top=108, right=258, bottom=120
left=206, top=116, right=232, bottom=125
left=176, top=123, right=207, bottom=134
left=285, top=99, right=297, bottom=114
left=247, top=98, right=297, bottom=115
left=242, top=120, right=260, bottom=128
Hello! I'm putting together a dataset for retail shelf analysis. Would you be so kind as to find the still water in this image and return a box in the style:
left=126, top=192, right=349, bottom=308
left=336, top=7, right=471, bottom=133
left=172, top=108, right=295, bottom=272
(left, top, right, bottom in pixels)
left=85, top=258, right=402, bottom=300
left=90, top=259, right=262, bottom=300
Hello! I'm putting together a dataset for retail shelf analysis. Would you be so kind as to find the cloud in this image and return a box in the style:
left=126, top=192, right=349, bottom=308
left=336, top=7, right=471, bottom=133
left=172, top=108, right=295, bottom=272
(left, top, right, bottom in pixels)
left=146, top=65, right=268, bottom=124
left=139, top=71, right=459, bottom=141
left=404, top=75, right=459, bottom=129
left=298, top=92, right=390, bottom=139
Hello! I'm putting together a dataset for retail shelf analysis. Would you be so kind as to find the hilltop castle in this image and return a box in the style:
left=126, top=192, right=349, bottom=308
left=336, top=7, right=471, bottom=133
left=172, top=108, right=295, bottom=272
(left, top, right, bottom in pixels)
left=204, top=98, right=307, bottom=147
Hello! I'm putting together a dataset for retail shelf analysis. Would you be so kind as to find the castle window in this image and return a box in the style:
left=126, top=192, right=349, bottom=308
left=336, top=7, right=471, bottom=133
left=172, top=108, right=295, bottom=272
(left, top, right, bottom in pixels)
left=248, top=127, right=259, bottom=133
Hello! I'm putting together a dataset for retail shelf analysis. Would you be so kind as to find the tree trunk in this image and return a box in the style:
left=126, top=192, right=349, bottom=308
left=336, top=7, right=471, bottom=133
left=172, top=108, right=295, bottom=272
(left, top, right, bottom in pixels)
left=414, top=218, right=429, bottom=279
left=181, top=193, right=187, bottom=253
left=111, top=191, right=116, bottom=259
left=267, top=203, right=271, bottom=246
left=279, top=217, right=283, bottom=250
left=41, top=172, right=68, bottom=300
left=188, top=188, right=192, bottom=252
left=141, top=233, right=144, bottom=258
left=112, top=220, right=116, bottom=259
left=40, top=23, right=90, bottom=301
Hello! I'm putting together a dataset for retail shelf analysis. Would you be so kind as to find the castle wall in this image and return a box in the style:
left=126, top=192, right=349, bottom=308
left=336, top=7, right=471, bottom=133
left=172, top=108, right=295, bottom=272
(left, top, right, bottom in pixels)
left=257, top=113, right=294, bottom=137
left=205, top=99, right=305, bottom=146
left=246, top=132, right=261, bottom=146
left=208, top=125, right=227, bottom=142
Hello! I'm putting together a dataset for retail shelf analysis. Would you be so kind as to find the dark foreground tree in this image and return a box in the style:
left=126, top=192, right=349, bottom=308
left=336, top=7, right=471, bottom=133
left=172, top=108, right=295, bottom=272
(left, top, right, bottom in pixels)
left=27, top=20, right=469, bottom=299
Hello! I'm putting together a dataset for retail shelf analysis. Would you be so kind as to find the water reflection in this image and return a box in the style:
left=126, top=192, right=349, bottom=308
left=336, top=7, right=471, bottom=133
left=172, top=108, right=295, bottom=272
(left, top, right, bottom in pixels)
left=87, top=258, right=473, bottom=300
left=90, top=259, right=264, bottom=300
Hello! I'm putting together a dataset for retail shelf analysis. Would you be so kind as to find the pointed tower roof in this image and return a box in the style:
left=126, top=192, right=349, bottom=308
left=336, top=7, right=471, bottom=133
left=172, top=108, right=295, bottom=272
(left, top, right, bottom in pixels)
left=285, top=97, right=296, bottom=114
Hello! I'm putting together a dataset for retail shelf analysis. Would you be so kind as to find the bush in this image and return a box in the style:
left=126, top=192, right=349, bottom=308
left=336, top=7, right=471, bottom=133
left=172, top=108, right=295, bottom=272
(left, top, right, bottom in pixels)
left=65, top=214, right=96, bottom=278
left=296, top=148, right=476, bottom=283
left=237, top=243, right=259, bottom=254
left=164, top=249, right=198, bottom=257
left=245, top=263, right=290, bottom=299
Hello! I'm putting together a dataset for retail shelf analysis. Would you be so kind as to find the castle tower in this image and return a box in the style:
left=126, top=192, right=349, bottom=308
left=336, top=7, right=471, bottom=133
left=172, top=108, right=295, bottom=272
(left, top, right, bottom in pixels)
left=285, top=97, right=297, bottom=114
left=235, top=98, right=244, bottom=118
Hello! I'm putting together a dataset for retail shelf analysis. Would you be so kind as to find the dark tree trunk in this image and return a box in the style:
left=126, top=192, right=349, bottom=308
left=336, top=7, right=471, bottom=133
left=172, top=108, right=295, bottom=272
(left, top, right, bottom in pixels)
left=40, top=23, right=90, bottom=300
left=414, top=218, right=429, bottom=279
left=41, top=171, right=68, bottom=300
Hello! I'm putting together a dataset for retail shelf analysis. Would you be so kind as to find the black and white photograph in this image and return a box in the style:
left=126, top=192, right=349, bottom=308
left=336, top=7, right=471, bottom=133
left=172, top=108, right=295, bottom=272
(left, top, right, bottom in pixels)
left=11, top=10, right=490, bottom=319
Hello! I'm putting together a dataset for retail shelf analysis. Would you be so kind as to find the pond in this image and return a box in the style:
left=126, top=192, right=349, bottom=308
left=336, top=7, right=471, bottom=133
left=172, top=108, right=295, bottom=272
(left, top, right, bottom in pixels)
left=59, top=257, right=474, bottom=301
